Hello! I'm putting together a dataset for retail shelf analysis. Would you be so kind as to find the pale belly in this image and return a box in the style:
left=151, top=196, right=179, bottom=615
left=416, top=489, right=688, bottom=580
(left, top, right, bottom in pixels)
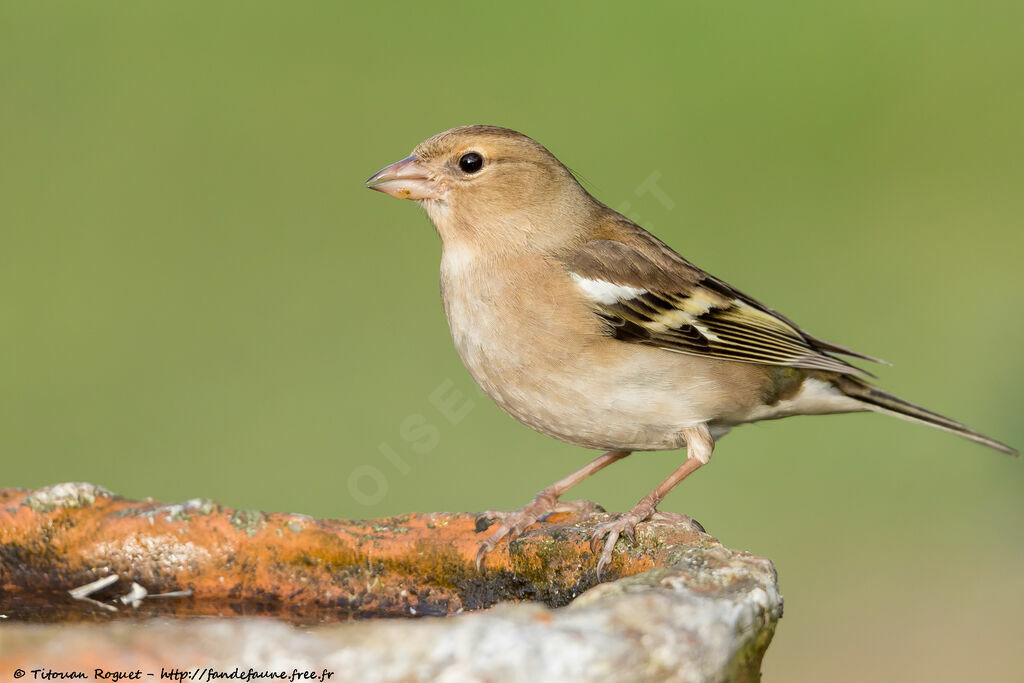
left=453, top=336, right=704, bottom=450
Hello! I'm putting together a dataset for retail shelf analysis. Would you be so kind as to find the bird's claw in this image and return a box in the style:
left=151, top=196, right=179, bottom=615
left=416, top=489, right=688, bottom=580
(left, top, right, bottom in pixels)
left=589, top=510, right=653, bottom=578
left=647, top=510, right=706, bottom=534
left=589, top=509, right=707, bottom=577
left=475, top=540, right=493, bottom=572
left=589, top=516, right=639, bottom=577
left=475, top=496, right=601, bottom=571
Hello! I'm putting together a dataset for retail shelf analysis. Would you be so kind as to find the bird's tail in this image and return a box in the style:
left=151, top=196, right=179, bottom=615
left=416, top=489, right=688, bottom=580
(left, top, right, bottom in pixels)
left=836, top=376, right=1017, bottom=456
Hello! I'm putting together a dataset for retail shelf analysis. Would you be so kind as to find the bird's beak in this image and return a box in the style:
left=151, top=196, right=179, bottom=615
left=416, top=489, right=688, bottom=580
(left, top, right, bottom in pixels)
left=365, top=155, right=441, bottom=200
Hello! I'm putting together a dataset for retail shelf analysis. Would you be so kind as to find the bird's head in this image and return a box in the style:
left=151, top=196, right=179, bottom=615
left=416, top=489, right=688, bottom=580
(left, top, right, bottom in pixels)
left=366, top=125, right=592, bottom=250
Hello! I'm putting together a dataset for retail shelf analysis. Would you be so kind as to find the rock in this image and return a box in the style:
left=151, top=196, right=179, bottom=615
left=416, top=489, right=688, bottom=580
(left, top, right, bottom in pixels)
left=0, top=484, right=782, bottom=682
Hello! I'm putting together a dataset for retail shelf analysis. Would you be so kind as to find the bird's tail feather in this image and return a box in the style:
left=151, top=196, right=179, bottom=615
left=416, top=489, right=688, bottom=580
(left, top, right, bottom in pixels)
left=836, top=377, right=1017, bottom=456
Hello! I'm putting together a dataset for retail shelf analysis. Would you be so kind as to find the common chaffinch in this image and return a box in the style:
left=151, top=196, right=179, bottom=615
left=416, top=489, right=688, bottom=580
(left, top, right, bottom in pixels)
left=367, top=125, right=1016, bottom=576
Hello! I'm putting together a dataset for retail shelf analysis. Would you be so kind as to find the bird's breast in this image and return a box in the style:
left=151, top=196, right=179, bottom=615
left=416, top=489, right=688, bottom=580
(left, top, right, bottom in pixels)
left=439, top=249, right=580, bottom=385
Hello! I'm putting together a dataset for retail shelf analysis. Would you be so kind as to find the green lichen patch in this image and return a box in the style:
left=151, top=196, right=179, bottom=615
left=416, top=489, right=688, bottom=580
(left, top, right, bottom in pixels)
left=229, top=509, right=267, bottom=537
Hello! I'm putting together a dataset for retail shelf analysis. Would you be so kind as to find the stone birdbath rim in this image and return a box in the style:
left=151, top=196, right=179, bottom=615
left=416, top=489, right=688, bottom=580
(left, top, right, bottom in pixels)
left=0, top=482, right=782, bottom=682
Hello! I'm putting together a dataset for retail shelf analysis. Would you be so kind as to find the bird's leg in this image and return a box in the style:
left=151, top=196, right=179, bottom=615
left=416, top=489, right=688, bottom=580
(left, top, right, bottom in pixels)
left=476, top=449, right=631, bottom=570
left=590, top=424, right=714, bottom=577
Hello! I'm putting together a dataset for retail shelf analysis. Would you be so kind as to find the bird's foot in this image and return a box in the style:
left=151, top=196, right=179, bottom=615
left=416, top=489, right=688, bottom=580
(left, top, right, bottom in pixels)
left=589, top=506, right=705, bottom=578
left=475, top=493, right=603, bottom=570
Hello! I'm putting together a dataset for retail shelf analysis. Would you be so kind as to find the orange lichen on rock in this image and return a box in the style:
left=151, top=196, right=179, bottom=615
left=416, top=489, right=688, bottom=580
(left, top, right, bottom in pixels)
left=0, top=483, right=710, bottom=619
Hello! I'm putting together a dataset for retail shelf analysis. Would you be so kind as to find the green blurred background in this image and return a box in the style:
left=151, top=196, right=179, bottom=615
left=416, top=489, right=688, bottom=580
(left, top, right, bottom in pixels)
left=2, top=1, right=1022, bottom=680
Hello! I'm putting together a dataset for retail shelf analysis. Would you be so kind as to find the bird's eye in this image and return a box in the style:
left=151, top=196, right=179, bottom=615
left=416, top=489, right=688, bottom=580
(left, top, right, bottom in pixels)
left=458, top=152, right=484, bottom=174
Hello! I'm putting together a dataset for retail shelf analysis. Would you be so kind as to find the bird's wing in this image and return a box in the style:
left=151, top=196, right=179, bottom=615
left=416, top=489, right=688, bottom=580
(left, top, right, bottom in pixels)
left=563, top=237, right=878, bottom=377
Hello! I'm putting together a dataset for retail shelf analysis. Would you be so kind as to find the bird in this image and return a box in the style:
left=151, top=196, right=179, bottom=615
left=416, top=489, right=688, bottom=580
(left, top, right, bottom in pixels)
left=365, top=125, right=1017, bottom=576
